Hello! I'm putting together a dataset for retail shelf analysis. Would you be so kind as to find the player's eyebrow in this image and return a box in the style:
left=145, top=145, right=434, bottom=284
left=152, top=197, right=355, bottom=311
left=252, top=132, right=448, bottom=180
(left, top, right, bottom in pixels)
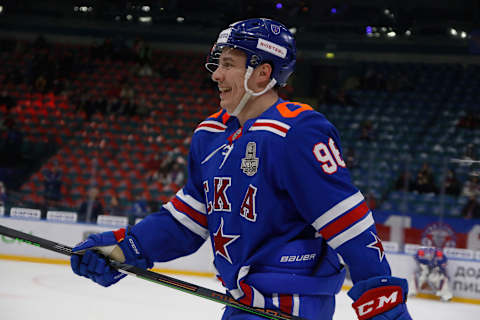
left=220, top=56, right=235, bottom=63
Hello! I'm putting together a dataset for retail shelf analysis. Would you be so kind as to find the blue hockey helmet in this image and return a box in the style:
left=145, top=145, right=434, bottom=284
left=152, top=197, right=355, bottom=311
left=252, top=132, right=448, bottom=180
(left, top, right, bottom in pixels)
left=206, top=18, right=296, bottom=87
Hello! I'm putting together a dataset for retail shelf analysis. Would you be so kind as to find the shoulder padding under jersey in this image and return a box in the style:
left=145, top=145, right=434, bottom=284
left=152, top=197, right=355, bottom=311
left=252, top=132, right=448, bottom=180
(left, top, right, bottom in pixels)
left=194, top=109, right=230, bottom=134
left=264, top=101, right=336, bottom=140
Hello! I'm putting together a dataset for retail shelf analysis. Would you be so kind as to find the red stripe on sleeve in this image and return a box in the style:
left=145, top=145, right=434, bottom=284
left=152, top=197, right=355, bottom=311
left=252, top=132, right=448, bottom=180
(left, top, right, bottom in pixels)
left=252, top=122, right=288, bottom=134
left=171, top=197, right=208, bottom=227
left=279, top=294, right=293, bottom=314
left=319, top=202, right=370, bottom=240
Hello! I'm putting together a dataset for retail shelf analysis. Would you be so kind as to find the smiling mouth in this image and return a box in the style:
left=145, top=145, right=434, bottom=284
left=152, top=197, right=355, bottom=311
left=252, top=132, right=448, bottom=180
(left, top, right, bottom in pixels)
left=219, top=88, right=232, bottom=96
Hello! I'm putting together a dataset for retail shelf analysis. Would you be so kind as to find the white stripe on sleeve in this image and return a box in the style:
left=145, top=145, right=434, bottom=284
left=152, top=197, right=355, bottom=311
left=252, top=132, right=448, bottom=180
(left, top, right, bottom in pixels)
left=326, top=212, right=374, bottom=249
left=163, top=202, right=208, bottom=240
left=312, top=191, right=364, bottom=230
left=176, top=189, right=206, bottom=214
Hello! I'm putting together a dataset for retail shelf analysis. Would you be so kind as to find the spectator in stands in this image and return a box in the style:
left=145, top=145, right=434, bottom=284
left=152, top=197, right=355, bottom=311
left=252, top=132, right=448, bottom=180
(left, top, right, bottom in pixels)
left=395, top=170, right=415, bottom=191
left=34, top=73, right=48, bottom=93
left=136, top=96, right=151, bottom=118
left=33, top=34, right=48, bottom=50
left=127, top=192, right=150, bottom=225
left=0, top=89, right=16, bottom=112
left=336, top=89, right=359, bottom=107
left=163, top=162, right=185, bottom=187
left=461, top=176, right=480, bottom=198
left=345, top=148, right=357, bottom=169
left=0, top=181, right=6, bottom=206
left=461, top=195, right=480, bottom=219
left=78, top=187, right=104, bottom=223
left=3, top=119, right=23, bottom=165
left=366, top=191, right=377, bottom=210
left=444, top=169, right=461, bottom=197
left=42, top=162, right=63, bottom=209
left=462, top=143, right=477, bottom=160
left=359, top=120, right=374, bottom=141
left=413, top=162, right=438, bottom=194
left=317, top=84, right=338, bottom=105
left=457, top=111, right=480, bottom=130
left=145, top=154, right=163, bottom=182
left=105, top=192, right=122, bottom=217
left=120, top=83, right=135, bottom=101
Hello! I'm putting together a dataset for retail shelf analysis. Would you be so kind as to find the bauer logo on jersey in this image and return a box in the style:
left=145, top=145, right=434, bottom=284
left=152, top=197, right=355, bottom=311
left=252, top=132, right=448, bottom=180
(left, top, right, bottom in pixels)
left=241, top=142, right=259, bottom=176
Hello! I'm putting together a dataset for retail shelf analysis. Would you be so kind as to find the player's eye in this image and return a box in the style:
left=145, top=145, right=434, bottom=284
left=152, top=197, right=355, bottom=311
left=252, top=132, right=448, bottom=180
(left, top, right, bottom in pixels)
left=220, top=61, right=233, bottom=69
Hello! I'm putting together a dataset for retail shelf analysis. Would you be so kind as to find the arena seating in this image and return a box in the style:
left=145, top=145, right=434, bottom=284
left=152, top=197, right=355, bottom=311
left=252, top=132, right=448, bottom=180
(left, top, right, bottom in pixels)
left=1, top=39, right=479, bottom=219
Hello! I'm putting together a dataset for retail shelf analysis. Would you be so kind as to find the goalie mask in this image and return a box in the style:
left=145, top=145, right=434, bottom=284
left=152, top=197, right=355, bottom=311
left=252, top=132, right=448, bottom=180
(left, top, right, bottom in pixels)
left=206, top=18, right=296, bottom=116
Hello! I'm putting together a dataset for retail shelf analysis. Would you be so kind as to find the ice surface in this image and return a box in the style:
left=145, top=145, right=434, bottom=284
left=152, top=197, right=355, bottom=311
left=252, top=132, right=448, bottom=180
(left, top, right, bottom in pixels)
left=0, top=260, right=478, bottom=319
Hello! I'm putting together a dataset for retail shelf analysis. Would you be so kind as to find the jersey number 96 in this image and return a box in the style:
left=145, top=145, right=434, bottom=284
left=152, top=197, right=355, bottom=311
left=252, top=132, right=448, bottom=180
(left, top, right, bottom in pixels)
left=313, top=138, right=346, bottom=174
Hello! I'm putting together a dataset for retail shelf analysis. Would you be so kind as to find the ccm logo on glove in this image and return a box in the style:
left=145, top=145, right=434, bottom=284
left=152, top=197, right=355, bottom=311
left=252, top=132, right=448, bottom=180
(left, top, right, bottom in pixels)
left=352, top=286, right=403, bottom=320
left=129, top=238, right=140, bottom=255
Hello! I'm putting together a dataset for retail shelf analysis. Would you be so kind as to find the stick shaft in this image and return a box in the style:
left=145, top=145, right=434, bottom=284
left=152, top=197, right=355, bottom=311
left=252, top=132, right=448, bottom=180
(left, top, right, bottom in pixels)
left=0, top=224, right=305, bottom=320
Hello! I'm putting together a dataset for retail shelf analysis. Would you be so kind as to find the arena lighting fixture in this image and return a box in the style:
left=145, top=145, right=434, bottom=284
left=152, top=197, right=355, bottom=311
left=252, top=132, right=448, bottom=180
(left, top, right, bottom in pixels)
left=288, top=27, right=297, bottom=34
left=405, top=30, right=412, bottom=36
left=460, top=31, right=467, bottom=39
left=142, top=5, right=150, bottom=12
left=386, top=31, right=396, bottom=38
left=450, top=28, right=458, bottom=36
left=276, top=3, right=283, bottom=9
left=126, top=14, right=133, bottom=21
left=176, top=16, right=184, bottom=23
left=331, top=8, right=337, bottom=14
left=139, top=16, right=152, bottom=23
left=0, top=5, right=4, bottom=13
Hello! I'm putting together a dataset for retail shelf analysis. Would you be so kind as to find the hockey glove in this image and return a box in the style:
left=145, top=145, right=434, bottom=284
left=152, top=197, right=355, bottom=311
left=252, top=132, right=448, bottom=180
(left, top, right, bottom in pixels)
left=70, top=228, right=153, bottom=287
left=348, top=276, right=412, bottom=320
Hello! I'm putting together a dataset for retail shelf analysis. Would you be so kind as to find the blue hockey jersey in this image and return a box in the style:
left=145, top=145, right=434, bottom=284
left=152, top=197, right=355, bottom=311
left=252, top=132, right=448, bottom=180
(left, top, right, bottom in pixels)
left=131, top=98, right=391, bottom=311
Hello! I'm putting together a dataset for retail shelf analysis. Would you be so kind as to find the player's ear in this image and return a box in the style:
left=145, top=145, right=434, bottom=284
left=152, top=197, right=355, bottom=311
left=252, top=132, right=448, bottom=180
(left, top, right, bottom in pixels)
left=259, top=63, right=272, bottom=79
left=254, top=63, right=272, bottom=87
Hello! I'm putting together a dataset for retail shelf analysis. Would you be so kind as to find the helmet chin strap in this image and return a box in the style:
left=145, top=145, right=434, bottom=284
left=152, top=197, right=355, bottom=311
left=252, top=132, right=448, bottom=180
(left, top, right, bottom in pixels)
left=228, top=66, right=277, bottom=117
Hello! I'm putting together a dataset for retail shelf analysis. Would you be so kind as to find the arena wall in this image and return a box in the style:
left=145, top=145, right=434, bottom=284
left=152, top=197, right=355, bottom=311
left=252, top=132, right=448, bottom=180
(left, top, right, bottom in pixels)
left=1, top=215, right=479, bottom=303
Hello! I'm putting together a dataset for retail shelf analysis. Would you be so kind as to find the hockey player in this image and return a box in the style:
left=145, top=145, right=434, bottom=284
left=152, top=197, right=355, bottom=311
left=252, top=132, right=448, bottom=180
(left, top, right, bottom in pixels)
left=411, top=247, right=452, bottom=301
left=70, top=18, right=411, bottom=319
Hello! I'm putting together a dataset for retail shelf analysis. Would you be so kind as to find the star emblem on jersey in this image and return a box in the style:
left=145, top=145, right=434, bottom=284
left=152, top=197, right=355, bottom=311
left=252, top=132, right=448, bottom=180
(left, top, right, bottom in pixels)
left=213, top=218, right=240, bottom=264
left=367, top=232, right=385, bottom=262
left=241, top=142, right=259, bottom=176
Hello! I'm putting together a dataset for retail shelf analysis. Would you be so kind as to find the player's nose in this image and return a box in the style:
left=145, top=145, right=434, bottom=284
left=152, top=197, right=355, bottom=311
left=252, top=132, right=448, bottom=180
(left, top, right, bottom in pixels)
left=211, top=66, right=223, bottom=83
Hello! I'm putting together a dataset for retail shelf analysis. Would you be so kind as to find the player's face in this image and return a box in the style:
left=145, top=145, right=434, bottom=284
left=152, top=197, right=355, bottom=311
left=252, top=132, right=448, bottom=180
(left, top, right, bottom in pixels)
left=211, top=48, right=247, bottom=113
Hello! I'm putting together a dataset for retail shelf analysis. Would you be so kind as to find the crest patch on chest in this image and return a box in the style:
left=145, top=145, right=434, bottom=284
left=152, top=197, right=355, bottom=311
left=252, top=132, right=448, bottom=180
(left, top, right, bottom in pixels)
left=241, top=142, right=259, bottom=176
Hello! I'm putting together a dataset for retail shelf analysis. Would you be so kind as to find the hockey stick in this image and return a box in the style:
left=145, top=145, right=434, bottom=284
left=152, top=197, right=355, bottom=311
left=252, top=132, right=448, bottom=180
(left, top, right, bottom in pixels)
left=0, top=224, right=305, bottom=320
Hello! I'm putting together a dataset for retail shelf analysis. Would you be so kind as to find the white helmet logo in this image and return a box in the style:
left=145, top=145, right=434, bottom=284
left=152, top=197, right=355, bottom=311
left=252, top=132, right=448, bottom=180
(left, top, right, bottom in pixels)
left=271, top=24, right=281, bottom=35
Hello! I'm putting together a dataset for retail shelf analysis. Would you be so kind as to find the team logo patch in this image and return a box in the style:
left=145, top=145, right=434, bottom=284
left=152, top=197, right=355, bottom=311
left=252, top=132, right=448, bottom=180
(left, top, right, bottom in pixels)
left=367, top=232, right=385, bottom=262
left=241, top=142, right=259, bottom=176
left=271, top=24, right=281, bottom=35
left=421, top=222, right=456, bottom=248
